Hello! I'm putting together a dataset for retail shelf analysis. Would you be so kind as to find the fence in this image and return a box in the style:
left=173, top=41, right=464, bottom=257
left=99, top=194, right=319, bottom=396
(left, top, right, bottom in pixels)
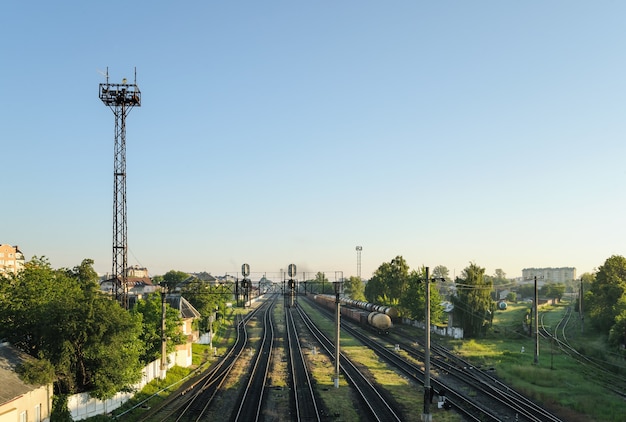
left=68, top=353, right=175, bottom=420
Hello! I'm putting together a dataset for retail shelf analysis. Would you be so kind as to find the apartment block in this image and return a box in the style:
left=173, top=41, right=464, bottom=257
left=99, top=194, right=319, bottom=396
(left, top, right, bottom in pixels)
left=521, top=267, right=576, bottom=284
left=0, top=245, right=25, bottom=275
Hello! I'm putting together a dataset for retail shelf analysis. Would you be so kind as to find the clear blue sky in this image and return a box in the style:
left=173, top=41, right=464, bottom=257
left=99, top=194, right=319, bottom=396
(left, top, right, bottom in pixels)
left=2, top=1, right=626, bottom=280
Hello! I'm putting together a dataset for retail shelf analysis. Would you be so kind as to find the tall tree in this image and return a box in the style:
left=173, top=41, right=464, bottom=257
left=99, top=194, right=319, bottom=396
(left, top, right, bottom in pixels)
left=133, top=293, right=185, bottom=363
left=162, top=270, right=190, bottom=292
left=365, top=256, right=409, bottom=305
left=180, top=279, right=227, bottom=332
left=343, top=276, right=365, bottom=301
left=432, top=265, right=451, bottom=282
left=451, top=262, right=493, bottom=338
left=493, top=269, right=508, bottom=285
left=399, top=267, right=444, bottom=323
left=313, top=271, right=329, bottom=294
left=588, top=255, right=626, bottom=333
left=0, top=258, right=144, bottom=398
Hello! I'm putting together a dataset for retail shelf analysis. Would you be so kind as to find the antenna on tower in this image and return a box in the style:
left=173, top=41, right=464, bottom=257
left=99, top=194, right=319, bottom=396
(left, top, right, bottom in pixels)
left=99, top=68, right=141, bottom=309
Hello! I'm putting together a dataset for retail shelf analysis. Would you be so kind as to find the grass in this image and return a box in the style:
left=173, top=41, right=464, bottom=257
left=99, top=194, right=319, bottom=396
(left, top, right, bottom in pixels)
left=299, top=300, right=462, bottom=422
left=439, top=300, right=626, bottom=422
left=99, top=307, right=245, bottom=421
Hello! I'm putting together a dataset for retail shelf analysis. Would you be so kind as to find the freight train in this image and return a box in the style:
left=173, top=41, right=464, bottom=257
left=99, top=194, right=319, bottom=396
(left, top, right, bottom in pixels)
left=310, top=294, right=394, bottom=334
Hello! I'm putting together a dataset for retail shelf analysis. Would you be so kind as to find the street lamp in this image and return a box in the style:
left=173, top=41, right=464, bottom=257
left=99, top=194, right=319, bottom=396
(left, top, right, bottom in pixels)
left=333, top=279, right=344, bottom=388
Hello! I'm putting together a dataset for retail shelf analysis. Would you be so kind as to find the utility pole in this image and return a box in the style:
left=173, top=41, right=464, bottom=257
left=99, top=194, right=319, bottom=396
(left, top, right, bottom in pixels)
left=531, top=275, right=542, bottom=365
left=160, top=284, right=167, bottom=379
left=580, top=278, right=584, bottom=334
left=356, top=246, right=362, bottom=279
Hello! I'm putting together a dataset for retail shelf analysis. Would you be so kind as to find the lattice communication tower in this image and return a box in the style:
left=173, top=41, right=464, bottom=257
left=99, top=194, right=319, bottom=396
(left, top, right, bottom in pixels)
left=99, top=68, right=141, bottom=309
left=356, top=246, right=362, bottom=279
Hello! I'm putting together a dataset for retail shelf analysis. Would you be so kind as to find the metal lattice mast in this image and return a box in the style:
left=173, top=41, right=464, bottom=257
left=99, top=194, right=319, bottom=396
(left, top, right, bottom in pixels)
left=99, top=68, right=141, bottom=309
left=356, top=246, right=362, bottom=279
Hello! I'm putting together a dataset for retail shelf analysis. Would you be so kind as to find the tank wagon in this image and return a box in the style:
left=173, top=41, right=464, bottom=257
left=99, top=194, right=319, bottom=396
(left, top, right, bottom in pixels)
left=340, top=298, right=399, bottom=319
left=311, top=294, right=393, bottom=334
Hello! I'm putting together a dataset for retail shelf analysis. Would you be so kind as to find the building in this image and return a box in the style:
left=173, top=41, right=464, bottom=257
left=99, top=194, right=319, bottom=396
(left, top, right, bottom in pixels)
left=164, top=295, right=201, bottom=368
left=521, top=267, right=576, bottom=284
left=0, top=245, right=25, bottom=276
left=0, top=343, right=52, bottom=422
left=127, top=265, right=149, bottom=278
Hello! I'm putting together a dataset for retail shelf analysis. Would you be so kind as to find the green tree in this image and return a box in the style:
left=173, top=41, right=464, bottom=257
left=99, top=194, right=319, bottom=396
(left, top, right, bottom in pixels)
left=399, top=267, right=444, bottom=323
left=540, top=283, right=566, bottom=302
left=506, top=291, right=517, bottom=302
left=343, top=276, right=365, bottom=301
left=432, top=265, right=451, bottom=282
left=451, top=262, right=494, bottom=338
left=0, top=257, right=144, bottom=399
left=162, top=270, right=189, bottom=292
left=517, top=283, right=535, bottom=300
left=588, top=255, right=626, bottom=333
left=181, top=279, right=225, bottom=332
left=609, top=308, right=626, bottom=350
left=365, top=256, right=410, bottom=305
left=133, top=293, right=185, bottom=363
left=313, top=272, right=329, bottom=294
left=493, top=269, right=508, bottom=285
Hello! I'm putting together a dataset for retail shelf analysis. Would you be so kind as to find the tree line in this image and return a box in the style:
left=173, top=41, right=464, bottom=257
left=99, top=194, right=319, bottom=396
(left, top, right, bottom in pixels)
left=0, top=257, right=225, bottom=402
left=357, top=255, right=626, bottom=350
left=2, top=252, right=625, bottom=408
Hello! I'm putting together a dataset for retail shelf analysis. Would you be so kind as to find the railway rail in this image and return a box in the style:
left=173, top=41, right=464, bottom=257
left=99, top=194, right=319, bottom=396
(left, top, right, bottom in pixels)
left=306, top=296, right=563, bottom=422
left=540, top=306, right=626, bottom=398
left=295, top=302, right=404, bottom=422
left=231, top=297, right=277, bottom=421
left=285, top=305, right=322, bottom=422
left=136, top=296, right=274, bottom=421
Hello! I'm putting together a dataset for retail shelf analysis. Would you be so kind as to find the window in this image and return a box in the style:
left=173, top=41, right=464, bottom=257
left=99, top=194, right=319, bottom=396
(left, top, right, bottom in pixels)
left=20, top=411, right=27, bottom=422
left=35, top=404, right=41, bottom=422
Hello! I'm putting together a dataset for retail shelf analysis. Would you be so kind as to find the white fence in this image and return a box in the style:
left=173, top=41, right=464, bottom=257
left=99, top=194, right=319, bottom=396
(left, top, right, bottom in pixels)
left=68, top=353, right=175, bottom=421
left=403, top=318, right=464, bottom=340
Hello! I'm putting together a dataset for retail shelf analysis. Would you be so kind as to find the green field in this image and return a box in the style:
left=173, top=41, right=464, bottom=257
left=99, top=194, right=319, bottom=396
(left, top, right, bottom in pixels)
left=438, top=301, right=626, bottom=422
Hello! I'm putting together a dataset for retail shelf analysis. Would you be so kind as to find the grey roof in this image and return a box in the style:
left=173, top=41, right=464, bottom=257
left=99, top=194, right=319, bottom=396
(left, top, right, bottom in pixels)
left=0, top=343, right=43, bottom=405
left=166, top=295, right=202, bottom=319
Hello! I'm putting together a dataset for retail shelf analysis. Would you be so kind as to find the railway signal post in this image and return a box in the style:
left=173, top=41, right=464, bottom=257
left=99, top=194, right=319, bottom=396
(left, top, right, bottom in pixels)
left=422, top=267, right=445, bottom=422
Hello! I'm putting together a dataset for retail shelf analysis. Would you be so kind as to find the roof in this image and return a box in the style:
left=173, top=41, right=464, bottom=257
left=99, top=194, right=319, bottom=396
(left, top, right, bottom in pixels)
left=166, top=295, right=202, bottom=319
left=0, top=343, right=44, bottom=405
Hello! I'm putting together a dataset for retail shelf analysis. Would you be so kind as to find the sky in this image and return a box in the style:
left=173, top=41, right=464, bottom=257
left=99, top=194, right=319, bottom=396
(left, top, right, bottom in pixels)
left=2, top=1, right=626, bottom=281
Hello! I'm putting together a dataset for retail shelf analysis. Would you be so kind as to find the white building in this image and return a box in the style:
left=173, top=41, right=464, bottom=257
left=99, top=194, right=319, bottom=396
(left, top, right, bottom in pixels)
left=521, top=267, right=576, bottom=284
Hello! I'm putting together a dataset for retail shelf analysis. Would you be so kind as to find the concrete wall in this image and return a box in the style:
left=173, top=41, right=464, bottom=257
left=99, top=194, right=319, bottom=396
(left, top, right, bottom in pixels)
left=68, top=353, right=175, bottom=421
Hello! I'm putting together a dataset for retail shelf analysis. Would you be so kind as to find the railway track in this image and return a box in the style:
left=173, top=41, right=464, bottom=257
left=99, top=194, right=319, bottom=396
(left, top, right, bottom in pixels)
left=540, top=306, right=626, bottom=398
left=231, top=296, right=277, bottom=421
left=136, top=296, right=274, bottom=421
left=285, top=305, right=322, bottom=421
left=295, top=302, right=404, bottom=422
left=306, top=296, right=564, bottom=422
